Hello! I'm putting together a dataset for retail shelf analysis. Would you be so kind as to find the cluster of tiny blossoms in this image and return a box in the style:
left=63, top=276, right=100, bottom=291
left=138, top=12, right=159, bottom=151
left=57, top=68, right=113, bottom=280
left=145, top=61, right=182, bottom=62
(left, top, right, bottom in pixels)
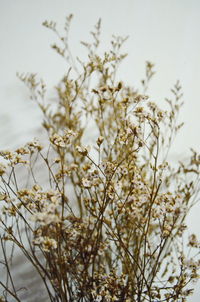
left=0, top=15, right=200, bottom=302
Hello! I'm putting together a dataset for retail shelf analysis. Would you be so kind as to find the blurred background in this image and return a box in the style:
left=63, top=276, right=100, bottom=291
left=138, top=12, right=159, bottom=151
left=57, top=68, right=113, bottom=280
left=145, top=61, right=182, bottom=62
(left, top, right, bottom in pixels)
left=0, top=0, right=200, bottom=301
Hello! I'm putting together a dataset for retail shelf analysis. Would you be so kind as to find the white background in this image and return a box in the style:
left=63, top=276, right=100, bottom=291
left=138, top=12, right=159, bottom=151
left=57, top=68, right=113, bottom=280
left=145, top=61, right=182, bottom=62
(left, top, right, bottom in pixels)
left=0, top=0, right=200, bottom=300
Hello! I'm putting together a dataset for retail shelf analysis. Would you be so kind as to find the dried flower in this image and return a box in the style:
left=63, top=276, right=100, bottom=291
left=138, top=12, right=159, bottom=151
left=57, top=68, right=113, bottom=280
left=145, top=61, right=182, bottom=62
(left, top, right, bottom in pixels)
left=0, top=14, right=199, bottom=302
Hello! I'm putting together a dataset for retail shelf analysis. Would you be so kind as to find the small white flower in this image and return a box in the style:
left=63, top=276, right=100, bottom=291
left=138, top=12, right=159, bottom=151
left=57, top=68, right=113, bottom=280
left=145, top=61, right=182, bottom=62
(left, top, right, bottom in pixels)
left=50, top=133, right=65, bottom=148
left=82, top=178, right=92, bottom=188
left=0, top=163, right=6, bottom=176
left=76, top=145, right=88, bottom=156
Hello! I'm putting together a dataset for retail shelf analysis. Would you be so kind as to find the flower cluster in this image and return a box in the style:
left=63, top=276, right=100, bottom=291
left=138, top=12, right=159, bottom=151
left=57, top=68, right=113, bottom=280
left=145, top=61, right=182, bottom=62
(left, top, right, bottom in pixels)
left=0, top=15, right=200, bottom=302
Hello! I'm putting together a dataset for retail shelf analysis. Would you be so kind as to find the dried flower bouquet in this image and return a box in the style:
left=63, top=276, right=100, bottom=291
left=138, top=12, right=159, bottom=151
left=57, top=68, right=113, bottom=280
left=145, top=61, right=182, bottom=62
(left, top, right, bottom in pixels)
left=0, top=15, right=200, bottom=302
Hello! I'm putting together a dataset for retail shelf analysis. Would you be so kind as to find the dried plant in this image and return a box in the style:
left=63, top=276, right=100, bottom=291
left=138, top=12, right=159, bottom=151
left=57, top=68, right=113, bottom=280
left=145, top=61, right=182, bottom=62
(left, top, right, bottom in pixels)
left=0, top=15, right=200, bottom=302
